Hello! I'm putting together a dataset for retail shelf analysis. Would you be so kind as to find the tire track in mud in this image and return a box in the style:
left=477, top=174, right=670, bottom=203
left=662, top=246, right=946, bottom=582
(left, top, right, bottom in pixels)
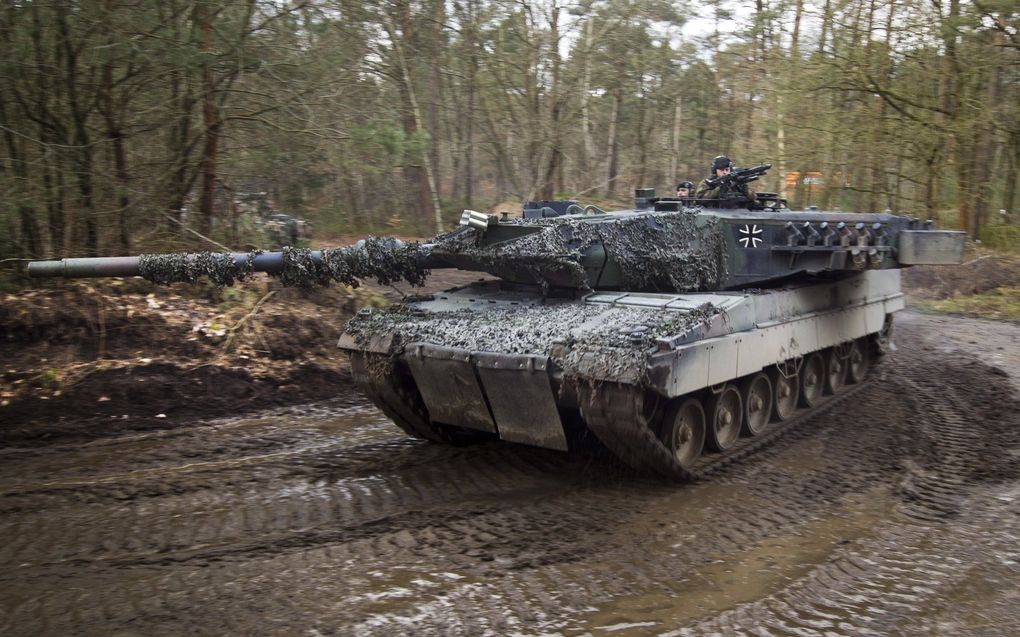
left=3, top=319, right=1020, bottom=636
left=349, top=347, right=1020, bottom=636
left=662, top=351, right=1020, bottom=637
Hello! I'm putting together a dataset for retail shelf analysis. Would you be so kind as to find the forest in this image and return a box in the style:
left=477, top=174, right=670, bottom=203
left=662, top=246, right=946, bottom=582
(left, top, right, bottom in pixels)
left=2, top=0, right=1019, bottom=261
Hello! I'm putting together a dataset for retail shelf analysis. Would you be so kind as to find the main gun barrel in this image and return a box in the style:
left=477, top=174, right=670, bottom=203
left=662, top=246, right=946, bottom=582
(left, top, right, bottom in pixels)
left=28, top=252, right=295, bottom=278
left=28, top=238, right=443, bottom=288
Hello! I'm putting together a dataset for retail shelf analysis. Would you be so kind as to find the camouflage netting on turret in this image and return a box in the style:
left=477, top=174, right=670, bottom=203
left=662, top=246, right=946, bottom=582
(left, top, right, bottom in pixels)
left=344, top=299, right=718, bottom=383
left=429, top=209, right=727, bottom=292
left=137, top=209, right=725, bottom=292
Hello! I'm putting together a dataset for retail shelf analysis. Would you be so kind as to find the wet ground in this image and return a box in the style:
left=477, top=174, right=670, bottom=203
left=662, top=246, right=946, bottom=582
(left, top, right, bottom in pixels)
left=2, top=310, right=1020, bottom=636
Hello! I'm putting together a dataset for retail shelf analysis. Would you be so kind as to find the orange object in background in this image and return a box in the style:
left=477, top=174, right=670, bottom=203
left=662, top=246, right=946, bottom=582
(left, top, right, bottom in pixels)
left=785, top=171, right=823, bottom=186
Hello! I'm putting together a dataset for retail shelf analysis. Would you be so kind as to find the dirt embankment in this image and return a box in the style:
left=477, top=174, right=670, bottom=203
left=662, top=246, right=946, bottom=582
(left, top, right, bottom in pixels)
left=1, top=269, right=488, bottom=444
left=0, top=279, right=369, bottom=443
left=902, top=253, right=1020, bottom=321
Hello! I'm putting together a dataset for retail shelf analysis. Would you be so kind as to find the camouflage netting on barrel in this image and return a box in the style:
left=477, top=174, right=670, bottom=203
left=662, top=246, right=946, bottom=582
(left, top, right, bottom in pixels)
left=137, top=237, right=430, bottom=288
left=430, top=210, right=727, bottom=292
left=279, top=239, right=429, bottom=288
left=139, top=251, right=263, bottom=286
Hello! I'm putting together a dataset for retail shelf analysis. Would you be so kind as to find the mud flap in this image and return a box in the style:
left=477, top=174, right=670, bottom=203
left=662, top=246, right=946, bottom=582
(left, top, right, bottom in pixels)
left=405, top=344, right=497, bottom=433
left=475, top=352, right=568, bottom=451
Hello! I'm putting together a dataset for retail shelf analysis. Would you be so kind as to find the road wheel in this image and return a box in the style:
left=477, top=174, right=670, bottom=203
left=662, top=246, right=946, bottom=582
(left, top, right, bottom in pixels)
left=825, top=345, right=849, bottom=394
left=739, top=373, right=773, bottom=437
left=769, top=365, right=799, bottom=421
left=706, top=385, right=743, bottom=452
left=847, top=338, right=871, bottom=383
left=799, top=352, right=825, bottom=408
left=659, top=398, right=706, bottom=469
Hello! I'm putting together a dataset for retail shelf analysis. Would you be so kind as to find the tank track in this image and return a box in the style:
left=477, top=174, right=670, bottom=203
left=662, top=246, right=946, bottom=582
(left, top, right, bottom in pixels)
left=354, top=339, right=879, bottom=477
left=349, top=352, right=493, bottom=445
left=580, top=378, right=868, bottom=481
left=349, top=352, right=455, bottom=443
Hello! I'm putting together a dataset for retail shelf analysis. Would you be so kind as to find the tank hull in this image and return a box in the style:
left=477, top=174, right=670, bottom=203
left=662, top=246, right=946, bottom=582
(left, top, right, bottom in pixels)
left=338, top=270, right=902, bottom=477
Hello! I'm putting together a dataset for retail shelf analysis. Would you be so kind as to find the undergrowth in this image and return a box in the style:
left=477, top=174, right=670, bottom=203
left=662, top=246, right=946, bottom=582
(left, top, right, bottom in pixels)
left=918, top=287, right=1020, bottom=322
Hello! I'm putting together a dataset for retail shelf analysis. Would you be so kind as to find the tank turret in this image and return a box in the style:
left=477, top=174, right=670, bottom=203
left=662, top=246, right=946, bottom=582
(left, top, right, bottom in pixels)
left=29, top=205, right=963, bottom=293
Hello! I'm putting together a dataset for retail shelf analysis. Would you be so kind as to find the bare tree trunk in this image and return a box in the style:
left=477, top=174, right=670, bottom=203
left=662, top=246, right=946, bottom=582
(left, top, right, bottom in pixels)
left=604, top=88, right=622, bottom=197
left=579, top=17, right=594, bottom=180
left=464, top=0, right=478, bottom=207
left=777, top=92, right=786, bottom=200
left=971, top=15, right=1006, bottom=237
left=539, top=1, right=561, bottom=200
left=56, top=6, right=97, bottom=255
left=100, top=44, right=132, bottom=253
left=818, top=0, right=832, bottom=55
left=1004, top=132, right=1020, bottom=219
left=428, top=0, right=444, bottom=198
left=939, top=0, right=967, bottom=232
left=867, top=0, right=895, bottom=212
left=745, top=0, right=764, bottom=143
left=386, top=7, right=442, bottom=232
left=791, top=0, right=804, bottom=59
left=670, top=95, right=682, bottom=184
left=197, top=2, right=219, bottom=236
left=0, top=95, right=43, bottom=257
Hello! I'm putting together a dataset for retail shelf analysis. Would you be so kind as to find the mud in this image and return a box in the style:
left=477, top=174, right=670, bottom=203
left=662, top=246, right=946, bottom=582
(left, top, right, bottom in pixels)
left=0, top=281, right=362, bottom=444
left=2, top=310, right=1020, bottom=636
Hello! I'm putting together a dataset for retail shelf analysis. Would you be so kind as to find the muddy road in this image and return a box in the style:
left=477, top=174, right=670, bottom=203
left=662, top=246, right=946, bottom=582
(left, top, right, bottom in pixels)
left=2, top=310, right=1019, bottom=636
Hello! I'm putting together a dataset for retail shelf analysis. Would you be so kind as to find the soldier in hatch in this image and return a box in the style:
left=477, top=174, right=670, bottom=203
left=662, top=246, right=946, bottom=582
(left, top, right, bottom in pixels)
left=676, top=181, right=694, bottom=198
left=696, top=155, right=757, bottom=204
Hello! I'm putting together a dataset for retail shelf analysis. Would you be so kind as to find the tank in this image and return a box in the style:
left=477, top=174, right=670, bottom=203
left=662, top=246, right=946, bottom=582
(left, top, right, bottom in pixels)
left=27, top=185, right=965, bottom=479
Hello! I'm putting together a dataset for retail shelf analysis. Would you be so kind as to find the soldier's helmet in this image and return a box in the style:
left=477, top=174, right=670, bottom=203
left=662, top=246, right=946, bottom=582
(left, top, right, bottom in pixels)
left=711, top=155, right=733, bottom=171
left=677, top=181, right=694, bottom=191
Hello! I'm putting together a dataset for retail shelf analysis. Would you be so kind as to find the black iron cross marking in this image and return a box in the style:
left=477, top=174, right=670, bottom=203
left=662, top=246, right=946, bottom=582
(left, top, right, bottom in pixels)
left=738, top=224, right=763, bottom=248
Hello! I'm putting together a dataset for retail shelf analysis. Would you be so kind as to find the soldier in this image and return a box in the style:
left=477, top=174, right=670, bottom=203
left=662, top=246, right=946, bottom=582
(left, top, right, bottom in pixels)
left=676, top=181, right=694, bottom=198
left=696, top=155, right=757, bottom=204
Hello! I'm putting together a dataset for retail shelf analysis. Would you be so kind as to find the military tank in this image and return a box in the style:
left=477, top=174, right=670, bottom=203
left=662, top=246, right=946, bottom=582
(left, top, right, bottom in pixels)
left=27, top=183, right=964, bottom=480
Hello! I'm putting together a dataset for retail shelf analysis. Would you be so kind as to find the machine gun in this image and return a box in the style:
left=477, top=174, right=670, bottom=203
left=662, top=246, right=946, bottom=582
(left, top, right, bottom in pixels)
left=703, top=163, right=772, bottom=190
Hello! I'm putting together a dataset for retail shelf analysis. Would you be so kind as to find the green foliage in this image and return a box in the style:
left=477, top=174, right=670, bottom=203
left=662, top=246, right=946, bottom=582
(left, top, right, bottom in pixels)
left=919, top=287, right=1020, bottom=322
left=350, top=123, right=408, bottom=165
left=979, top=225, right=1020, bottom=253
left=33, top=368, right=62, bottom=389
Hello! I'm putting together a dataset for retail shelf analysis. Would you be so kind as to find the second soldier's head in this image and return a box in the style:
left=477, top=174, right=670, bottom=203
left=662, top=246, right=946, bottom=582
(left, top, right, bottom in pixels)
left=676, top=181, right=694, bottom=197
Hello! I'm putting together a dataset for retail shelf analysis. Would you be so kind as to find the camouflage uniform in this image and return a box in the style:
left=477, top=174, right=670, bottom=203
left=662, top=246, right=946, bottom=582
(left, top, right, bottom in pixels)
left=696, top=155, right=758, bottom=206
left=695, top=177, right=757, bottom=204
